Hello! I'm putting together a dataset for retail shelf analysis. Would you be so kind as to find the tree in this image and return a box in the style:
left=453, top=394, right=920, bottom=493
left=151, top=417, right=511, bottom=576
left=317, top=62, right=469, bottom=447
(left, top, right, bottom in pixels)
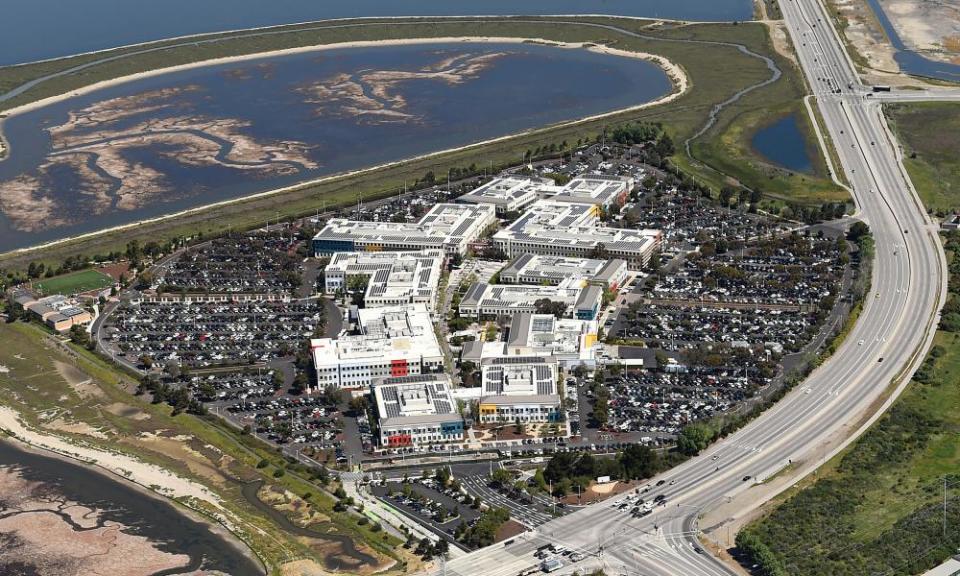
left=534, top=298, right=567, bottom=319
left=514, top=418, right=526, bottom=435
left=349, top=395, right=370, bottom=416
left=847, top=221, right=870, bottom=241
left=490, top=468, right=514, bottom=488
left=676, top=422, right=715, bottom=456
left=619, top=444, right=658, bottom=480
left=324, top=384, right=345, bottom=405
left=68, top=325, right=90, bottom=347
left=572, top=363, right=589, bottom=379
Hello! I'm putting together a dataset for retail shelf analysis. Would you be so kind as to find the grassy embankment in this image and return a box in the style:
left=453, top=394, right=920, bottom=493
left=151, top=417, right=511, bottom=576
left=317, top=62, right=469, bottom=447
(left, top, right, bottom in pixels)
left=738, top=104, right=960, bottom=576
left=0, top=321, right=410, bottom=576
left=885, top=102, right=960, bottom=214
left=0, top=16, right=843, bottom=272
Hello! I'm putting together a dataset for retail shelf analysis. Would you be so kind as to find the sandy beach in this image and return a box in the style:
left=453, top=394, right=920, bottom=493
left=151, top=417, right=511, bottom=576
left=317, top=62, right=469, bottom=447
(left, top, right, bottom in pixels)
left=0, top=405, right=223, bottom=508
left=0, top=36, right=687, bottom=258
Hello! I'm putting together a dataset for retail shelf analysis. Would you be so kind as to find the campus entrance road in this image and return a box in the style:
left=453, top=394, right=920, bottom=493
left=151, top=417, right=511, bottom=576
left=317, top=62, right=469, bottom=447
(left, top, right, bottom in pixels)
left=428, top=1, right=948, bottom=574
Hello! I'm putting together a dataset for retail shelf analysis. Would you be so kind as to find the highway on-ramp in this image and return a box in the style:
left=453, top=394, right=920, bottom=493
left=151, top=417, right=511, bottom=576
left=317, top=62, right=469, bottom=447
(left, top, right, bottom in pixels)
left=429, top=0, right=949, bottom=575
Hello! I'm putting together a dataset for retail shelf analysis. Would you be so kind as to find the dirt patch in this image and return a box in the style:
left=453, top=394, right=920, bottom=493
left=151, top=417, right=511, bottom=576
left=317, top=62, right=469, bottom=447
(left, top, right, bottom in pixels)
left=258, top=484, right=332, bottom=527
left=52, top=360, right=104, bottom=400
left=495, top=519, right=527, bottom=543
left=97, top=261, right=130, bottom=282
left=880, top=0, right=960, bottom=64
left=104, top=402, right=151, bottom=420
left=765, top=21, right=799, bottom=67
left=559, top=479, right=640, bottom=506
left=129, top=431, right=229, bottom=487
left=830, top=0, right=900, bottom=71
left=45, top=417, right=110, bottom=440
left=280, top=559, right=335, bottom=576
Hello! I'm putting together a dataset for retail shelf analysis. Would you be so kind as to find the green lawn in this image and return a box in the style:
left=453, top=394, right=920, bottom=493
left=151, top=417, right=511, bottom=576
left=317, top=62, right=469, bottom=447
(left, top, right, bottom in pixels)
left=885, top=102, right=960, bottom=215
left=33, top=268, right=114, bottom=295
left=0, top=16, right=844, bottom=273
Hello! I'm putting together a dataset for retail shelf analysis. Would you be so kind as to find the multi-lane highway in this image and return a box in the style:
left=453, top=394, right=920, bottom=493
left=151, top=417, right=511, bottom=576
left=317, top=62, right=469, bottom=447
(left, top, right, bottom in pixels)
left=431, top=0, right=950, bottom=574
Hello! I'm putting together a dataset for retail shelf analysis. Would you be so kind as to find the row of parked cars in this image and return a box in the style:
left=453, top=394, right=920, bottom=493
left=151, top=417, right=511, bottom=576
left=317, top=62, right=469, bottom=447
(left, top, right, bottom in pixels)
left=105, top=300, right=321, bottom=367
left=159, top=231, right=303, bottom=294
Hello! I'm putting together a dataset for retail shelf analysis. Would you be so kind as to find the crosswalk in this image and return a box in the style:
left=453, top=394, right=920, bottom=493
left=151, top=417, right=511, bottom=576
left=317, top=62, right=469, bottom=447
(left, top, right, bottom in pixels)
left=459, top=475, right=557, bottom=527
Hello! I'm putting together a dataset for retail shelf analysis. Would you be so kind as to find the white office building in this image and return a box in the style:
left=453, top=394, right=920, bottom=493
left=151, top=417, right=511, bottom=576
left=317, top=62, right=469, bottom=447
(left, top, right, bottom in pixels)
left=457, top=175, right=553, bottom=214
left=499, top=254, right=628, bottom=290
left=372, top=374, right=464, bottom=449
left=539, top=175, right=633, bottom=209
left=322, top=249, right=444, bottom=311
left=492, top=200, right=661, bottom=266
left=478, top=356, right=563, bottom=425
left=462, top=313, right=600, bottom=368
left=313, top=203, right=496, bottom=257
left=311, top=304, right=443, bottom=390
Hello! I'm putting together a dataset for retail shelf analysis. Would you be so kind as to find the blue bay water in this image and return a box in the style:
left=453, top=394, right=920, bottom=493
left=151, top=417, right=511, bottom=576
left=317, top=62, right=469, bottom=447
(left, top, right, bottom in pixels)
left=0, top=0, right=754, bottom=66
left=863, top=0, right=960, bottom=82
left=0, top=42, right=672, bottom=251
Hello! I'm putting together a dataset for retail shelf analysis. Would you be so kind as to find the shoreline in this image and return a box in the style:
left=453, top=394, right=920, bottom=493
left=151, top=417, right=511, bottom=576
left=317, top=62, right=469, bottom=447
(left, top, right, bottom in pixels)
left=0, top=12, right=717, bottom=70
left=0, top=411, right=266, bottom=574
left=0, top=35, right=688, bottom=259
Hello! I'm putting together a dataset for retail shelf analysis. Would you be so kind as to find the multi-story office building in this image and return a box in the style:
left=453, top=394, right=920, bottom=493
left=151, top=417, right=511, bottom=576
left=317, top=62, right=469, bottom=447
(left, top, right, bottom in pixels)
left=499, top=254, right=628, bottom=290
left=457, top=175, right=552, bottom=215
left=311, top=304, right=443, bottom=390
left=313, top=203, right=495, bottom=257
left=478, top=356, right=563, bottom=425
left=372, top=374, right=464, bottom=449
left=322, top=249, right=444, bottom=311
left=492, top=200, right=660, bottom=266
left=540, top=175, right=633, bottom=210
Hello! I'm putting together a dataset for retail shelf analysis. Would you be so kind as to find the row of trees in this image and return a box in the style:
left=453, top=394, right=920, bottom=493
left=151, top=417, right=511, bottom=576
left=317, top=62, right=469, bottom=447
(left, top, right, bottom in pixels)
left=541, top=445, right=660, bottom=497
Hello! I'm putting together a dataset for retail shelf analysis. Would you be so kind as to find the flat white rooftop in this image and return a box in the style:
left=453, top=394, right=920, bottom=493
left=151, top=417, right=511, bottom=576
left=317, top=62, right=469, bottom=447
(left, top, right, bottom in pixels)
left=324, top=249, right=443, bottom=307
left=546, top=175, right=632, bottom=207
left=373, top=375, right=458, bottom=427
left=493, top=199, right=660, bottom=261
left=313, top=203, right=495, bottom=254
left=458, top=176, right=555, bottom=211
left=459, top=279, right=583, bottom=315
left=311, top=303, right=441, bottom=365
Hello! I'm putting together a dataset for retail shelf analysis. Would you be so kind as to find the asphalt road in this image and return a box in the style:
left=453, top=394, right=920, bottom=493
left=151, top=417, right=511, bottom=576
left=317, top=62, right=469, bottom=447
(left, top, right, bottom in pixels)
left=429, top=3, right=950, bottom=575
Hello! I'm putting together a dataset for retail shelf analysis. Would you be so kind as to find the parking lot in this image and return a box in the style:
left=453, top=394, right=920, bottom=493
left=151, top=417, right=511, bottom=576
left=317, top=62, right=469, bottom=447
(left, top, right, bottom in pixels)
left=625, top=185, right=791, bottom=247
left=102, top=298, right=322, bottom=368
left=371, top=474, right=481, bottom=546
left=612, top=232, right=848, bottom=354
left=157, top=231, right=305, bottom=295
left=601, top=366, right=771, bottom=436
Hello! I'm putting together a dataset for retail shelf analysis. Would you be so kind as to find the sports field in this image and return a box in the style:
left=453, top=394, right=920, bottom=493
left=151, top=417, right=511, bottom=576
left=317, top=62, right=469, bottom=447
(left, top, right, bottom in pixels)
left=33, top=269, right=114, bottom=295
